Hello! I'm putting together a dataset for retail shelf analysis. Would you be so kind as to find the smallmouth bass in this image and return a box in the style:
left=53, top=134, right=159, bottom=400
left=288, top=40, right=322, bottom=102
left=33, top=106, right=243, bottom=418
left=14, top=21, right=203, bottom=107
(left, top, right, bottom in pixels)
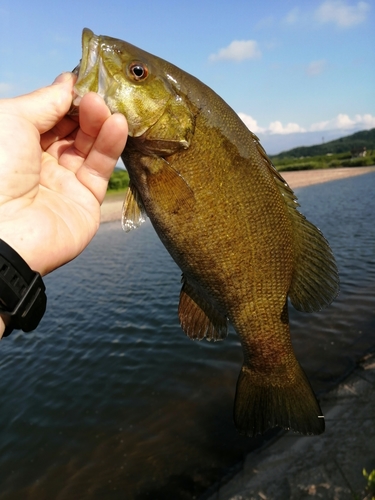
left=73, top=28, right=339, bottom=437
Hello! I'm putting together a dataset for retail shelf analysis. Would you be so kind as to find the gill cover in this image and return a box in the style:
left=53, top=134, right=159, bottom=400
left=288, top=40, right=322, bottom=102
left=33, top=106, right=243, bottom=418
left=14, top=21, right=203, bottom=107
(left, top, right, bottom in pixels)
left=74, top=28, right=195, bottom=147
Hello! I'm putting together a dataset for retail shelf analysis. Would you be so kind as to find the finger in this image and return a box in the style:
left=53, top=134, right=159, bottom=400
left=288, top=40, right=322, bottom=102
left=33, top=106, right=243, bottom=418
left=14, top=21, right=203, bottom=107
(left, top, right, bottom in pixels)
left=76, top=112, right=128, bottom=203
left=73, top=92, right=112, bottom=158
left=41, top=115, right=79, bottom=152
left=56, top=92, right=114, bottom=173
left=80, top=92, right=112, bottom=138
left=1, top=73, right=76, bottom=134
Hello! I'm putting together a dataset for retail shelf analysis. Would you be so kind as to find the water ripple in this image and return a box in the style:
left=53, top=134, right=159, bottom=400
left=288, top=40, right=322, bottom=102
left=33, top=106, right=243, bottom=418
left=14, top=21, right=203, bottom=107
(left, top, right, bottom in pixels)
left=0, top=172, right=374, bottom=499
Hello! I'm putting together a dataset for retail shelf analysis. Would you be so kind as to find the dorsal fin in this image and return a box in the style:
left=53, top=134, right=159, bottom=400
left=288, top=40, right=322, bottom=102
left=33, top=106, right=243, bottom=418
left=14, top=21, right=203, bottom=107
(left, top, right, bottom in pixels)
left=274, top=173, right=339, bottom=312
left=288, top=209, right=339, bottom=312
left=254, top=137, right=339, bottom=312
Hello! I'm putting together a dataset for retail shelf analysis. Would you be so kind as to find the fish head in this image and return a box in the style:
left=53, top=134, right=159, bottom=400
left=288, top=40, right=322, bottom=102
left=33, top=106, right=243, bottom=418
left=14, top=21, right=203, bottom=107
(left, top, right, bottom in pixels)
left=73, top=28, right=194, bottom=155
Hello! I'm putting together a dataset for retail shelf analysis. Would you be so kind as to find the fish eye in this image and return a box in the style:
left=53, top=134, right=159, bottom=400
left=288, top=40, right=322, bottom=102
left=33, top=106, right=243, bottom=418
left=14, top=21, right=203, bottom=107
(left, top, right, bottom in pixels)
left=128, top=62, right=148, bottom=81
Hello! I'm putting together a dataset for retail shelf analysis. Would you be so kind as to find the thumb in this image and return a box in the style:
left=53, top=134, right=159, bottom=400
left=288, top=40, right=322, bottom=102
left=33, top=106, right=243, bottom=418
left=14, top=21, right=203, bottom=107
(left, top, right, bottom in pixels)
left=1, top=72, right=76, bottom=134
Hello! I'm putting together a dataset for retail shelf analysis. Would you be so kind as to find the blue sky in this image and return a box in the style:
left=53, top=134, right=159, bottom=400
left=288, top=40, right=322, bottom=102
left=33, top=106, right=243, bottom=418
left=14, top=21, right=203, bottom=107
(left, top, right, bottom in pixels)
left=0, top=0, right=374, bottom=154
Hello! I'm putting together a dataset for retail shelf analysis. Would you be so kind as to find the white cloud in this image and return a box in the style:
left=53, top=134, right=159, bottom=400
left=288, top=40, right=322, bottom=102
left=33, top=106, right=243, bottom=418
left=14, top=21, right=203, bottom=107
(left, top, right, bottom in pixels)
left=238, top=113, right=265, bottom=133
left=306, top=59, right=328, bottom=76
left=238, top=112, right=375, bottom=136
left=238, top=113, right=305, bottom=135
left=283, top=7, right=300, bottom=24
left=315, top=0, right=370, bottom=27
left=359, top=114, right=375, bottom=128
left=268, top=121, right=306, bottom=135
left=311, top=113, right=375, bottom=131
left=209, top=40, right=261, bottom=62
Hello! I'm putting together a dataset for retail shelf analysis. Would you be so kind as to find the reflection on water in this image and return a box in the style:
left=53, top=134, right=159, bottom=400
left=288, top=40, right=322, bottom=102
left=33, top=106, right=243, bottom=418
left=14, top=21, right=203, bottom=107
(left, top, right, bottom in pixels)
left=0, top=172, right=374, bottom=499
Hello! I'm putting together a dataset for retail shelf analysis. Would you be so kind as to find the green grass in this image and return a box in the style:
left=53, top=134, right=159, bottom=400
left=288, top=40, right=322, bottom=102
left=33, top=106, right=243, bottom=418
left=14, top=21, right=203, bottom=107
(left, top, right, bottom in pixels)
left=271, top=128, right=375, bottom=159
left=336, top=464, right=375, bottom=500
left=107, top=169, right=129, bottom=193
left=363, top=469, right=375, bottom=499
left=271, top=151, right=375, bottom=172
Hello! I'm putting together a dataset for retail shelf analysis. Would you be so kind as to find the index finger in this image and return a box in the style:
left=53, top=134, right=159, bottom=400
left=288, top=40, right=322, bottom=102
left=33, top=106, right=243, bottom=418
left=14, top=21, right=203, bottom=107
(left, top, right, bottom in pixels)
left=56, top=92, right=115, bottom=173
left=76, top=111, right=128, bottom=203
left=72, top=92, right=112, bottom=158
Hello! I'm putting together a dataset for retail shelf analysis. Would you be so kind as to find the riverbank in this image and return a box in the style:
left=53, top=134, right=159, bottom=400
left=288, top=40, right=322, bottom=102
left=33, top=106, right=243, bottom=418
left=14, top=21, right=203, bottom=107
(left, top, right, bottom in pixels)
left=100, top=166, right=375, bottom=499
left=207, top=351, right=375, bottom=500
left=100, top=166, right=375, bottom=223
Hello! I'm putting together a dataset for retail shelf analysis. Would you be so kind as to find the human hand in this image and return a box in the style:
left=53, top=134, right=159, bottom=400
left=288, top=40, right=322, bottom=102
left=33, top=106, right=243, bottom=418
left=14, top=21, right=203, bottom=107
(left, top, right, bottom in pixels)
left=0, top=73, right=128, bottom=336
left=0, top=72, right=128, bottom=274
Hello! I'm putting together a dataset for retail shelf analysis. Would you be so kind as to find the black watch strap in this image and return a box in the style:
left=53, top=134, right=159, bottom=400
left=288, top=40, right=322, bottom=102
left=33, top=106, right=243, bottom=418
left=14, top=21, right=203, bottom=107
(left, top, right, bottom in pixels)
left=0, top=239, right=46, bottom=337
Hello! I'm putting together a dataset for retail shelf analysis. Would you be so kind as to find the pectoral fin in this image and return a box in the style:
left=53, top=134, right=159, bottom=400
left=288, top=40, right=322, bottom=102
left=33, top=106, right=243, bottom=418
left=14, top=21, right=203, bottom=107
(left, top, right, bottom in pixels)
left=122, top=182, right=147, bottom=232
left=178, top=276, right=228, bottom=341
left=144, top=156, right=195, bottom=216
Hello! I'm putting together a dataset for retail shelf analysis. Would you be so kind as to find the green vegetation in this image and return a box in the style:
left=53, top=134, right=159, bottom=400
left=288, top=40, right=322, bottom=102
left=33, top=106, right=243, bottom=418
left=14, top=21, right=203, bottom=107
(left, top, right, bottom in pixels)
left=342, top=468, right=375, bottom=500
left=271, top=128, right=375, bottom=160
left=107, top=169, right=129, bottom=192
left=269, top=128, right=375, bottom=172
left=272, top=151, right=375, bottom=172
left=335, top=464, right=375, bottom=500
left=363, top=469, right=375, bottom=500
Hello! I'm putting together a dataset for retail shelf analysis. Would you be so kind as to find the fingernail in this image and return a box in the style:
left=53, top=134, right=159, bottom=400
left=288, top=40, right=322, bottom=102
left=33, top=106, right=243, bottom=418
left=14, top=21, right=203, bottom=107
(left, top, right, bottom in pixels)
left=52, top=72, right=74, bottom=85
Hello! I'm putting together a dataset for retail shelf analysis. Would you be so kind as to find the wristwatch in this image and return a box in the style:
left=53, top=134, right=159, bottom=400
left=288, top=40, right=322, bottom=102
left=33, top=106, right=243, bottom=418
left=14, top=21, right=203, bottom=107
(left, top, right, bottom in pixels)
left=0, top=239, right=47, bottom=337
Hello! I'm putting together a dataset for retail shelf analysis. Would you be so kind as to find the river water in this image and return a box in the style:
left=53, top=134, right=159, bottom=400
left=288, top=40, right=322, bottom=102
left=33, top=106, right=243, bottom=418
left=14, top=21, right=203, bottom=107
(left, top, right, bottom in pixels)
left=0, top=172, right=374, bottom=499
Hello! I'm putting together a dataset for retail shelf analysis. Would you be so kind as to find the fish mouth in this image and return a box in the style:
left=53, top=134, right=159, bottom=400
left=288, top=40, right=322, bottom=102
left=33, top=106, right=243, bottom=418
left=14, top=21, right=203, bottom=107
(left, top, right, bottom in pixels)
left=72, top=28, right=114, bottom=106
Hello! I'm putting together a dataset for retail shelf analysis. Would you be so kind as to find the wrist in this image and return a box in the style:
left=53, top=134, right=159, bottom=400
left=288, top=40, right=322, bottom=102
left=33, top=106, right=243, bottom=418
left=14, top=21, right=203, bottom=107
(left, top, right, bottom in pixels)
left=0, top=239, right=47, bottom=337
left=0, top=231, right=47, bottom=277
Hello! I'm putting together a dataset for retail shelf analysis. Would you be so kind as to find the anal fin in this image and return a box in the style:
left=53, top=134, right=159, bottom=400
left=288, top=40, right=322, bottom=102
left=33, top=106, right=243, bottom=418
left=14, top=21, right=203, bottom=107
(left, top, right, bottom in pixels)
left=178, top=276, right=228, bottom=341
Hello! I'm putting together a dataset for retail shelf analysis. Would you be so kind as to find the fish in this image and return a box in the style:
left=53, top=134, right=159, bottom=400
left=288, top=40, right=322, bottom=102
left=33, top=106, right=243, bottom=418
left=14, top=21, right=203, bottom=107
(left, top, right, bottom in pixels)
left=73, top=28, right=339, bottom=437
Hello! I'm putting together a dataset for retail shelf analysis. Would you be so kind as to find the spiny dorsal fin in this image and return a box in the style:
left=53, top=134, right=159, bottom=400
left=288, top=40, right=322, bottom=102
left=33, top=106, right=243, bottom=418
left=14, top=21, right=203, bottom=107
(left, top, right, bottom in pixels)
left=121, top=182, right=147, bottom=232
left=178, top=276, right=228, bottom=341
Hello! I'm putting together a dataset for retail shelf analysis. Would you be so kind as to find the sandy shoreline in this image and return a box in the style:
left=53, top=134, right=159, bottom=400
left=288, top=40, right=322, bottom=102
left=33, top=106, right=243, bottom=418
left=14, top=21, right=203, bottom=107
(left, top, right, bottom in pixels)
left=100, top=166, right=375, bottom=223
left=281, top=165, right=375, bottom=189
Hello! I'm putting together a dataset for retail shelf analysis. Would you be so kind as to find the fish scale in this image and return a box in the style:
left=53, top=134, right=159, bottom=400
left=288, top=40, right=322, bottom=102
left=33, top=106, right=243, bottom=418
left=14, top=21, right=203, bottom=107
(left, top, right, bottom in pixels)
left=74, top=28, right=339, bottom=437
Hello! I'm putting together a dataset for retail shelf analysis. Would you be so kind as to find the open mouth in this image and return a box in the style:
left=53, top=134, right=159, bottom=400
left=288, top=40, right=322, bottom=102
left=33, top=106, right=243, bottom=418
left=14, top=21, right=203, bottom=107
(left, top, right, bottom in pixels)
left=72, top=28, right=109, bottom=106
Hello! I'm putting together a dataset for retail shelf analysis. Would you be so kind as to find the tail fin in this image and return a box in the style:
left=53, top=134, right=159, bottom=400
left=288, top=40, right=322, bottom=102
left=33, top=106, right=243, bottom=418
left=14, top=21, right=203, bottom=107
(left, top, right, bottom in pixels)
left=234, top=363, right=324, bottom=437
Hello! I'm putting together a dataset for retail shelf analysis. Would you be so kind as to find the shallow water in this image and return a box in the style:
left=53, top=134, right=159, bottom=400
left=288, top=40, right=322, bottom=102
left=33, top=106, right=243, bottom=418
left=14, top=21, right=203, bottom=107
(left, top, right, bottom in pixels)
left=0, top=172, right=374, bottom=499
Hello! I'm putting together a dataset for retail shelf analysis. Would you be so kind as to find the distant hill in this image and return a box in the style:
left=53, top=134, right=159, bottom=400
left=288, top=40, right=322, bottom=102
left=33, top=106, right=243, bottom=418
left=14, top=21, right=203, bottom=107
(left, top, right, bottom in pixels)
left=271, top=128, right=375, bottom=159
